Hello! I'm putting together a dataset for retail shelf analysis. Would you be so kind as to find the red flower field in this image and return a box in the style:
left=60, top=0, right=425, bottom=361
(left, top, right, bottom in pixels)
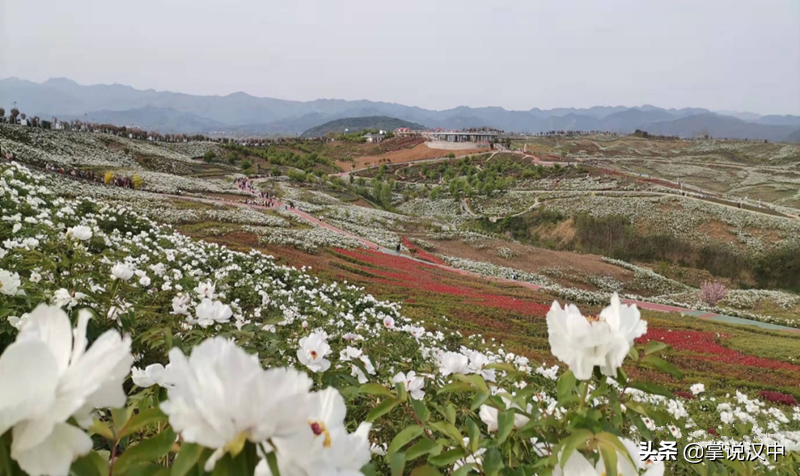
left=400, top=237, right=447, bottom=266
left=640, top=328, right=800, bottom=373
left=335, top=247, right=550, bottom=316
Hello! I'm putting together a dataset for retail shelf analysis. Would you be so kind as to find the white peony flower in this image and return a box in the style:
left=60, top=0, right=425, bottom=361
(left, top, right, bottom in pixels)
left=0, top=304, right=133, bottom=476
left=439, top=351, right=470, bottom=376
left=66, top=225, right=92, bottom=241
left=110, top=263, right=134, bottom=281
left=264, top=387, right=372, bottom=476
left=393, top=371, right=425, bottom=400
left=52, top=288, right=87, bottom=310
left=690, top=383, right=705, bottom=395
left=161, top=338, right=313, bottom=472
left=546, top=300, right=613, bottom=380
left=350, top=355, right=375, bottom=384
left=194, top=281, right=216, bottom=299
left=0, top=269, right=22, bottom=296
left=131, top=363, right=167, bottom=388
left=171, top=294, right=191, bottom=315
left=479, top=397, right=531, bottom=432
left=7, top=314, right=29, bottom=331
left=194, top=299, right=233, bottom=328
left=297, top=332, right=332, bottom=373
left=598, top=293, right=647, bottom=376
left=546, top=294, right=647, bottom=381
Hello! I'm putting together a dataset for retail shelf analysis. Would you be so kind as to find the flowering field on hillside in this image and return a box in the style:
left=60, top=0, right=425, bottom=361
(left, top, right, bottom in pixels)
left=1, top=161, right=800, bottom=475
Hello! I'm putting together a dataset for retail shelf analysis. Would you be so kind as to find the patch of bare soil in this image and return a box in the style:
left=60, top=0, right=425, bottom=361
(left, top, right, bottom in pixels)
left=101, top=138, right=125, bottom=151
left=744, top=226, right=784, bottom=243
left=425, top=237, right=636, bottom=288
left=696, top=221, right=739, bottom=245
left=338, top=143, right=490, bottom=170
left=351, top=198, right=374, bottom=209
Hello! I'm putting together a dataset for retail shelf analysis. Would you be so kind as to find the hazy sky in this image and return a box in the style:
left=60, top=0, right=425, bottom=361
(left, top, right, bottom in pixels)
left=2, top=0, right=799, bottom=114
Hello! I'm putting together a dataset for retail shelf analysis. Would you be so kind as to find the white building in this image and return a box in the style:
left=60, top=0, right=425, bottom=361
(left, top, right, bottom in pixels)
left=363, top=133, right=385, bottom=143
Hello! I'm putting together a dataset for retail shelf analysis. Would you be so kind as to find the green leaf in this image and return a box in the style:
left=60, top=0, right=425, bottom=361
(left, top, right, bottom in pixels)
left=445, top=404, right=456, bottom=425
left=627, top=346, right=639, bottom=362
left=428, top=448, right=466, bottom=467
left=627, top=381, right=674, bottom=399
left=496, top=410, right=515, bottom=444
left=164, top=328, right=173, bottom=351
left=482, top=448, right=503, bottom=476
left=429, top=421, right=463, bottom=445
left=170, top=443, right=204, bottom=476
left=644, top=340, right=669, bottom=355
left=598, top=440, right=618, bottom=476
left=641, top=355, right=684, bottom=379
left=119, top=408, right=168, bottom=438
left=437, top=381, right=475, bottom=394
left=406, top=439, right=442, bottom=461
left=410, top=465, right=443, bottom=476
left=366, top=397, right=402, bottom=422
left=453, top=374, right=489, bottom=392
left=396, top=381, right=408, bottom=403
left=388, top=425, right=424, bottom=456
left=209, top=443, right=258, bottom=476
left=70, top=451, right=110, bottom=476
left=558, top=429, right=593, bottom=468
left=469, top=391, right=489, bottom=411
left=453, top=464, right=476, bottom=476
left=595, top=432, right=634, bottom=470
left=557, top=370, right=576, bottom=403
left=390, top=452, right=406, bottom=476
left=120, top=463, right=170, bottom=476
left=411, top=398, right=431, bottom=423
left=89, top=418, right=115, bottom=440
left=466, top=419, right=480, bottom=454
left=359, top=383, right=395, bottom=398
left=113, top=427, right=176, bottom=475
left=112, top=406, right=135, bottom=434
left=265, top=451, right=281, bottom=476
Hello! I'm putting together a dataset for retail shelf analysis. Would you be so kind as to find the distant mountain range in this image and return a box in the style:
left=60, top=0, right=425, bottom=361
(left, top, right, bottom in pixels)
left=1, top=77, right=799, bottom=142
left=300, top=116, right=425, bottom=138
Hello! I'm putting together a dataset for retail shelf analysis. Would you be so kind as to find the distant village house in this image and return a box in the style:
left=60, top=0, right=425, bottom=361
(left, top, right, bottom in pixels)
left=363, top=133, right=385, bottom=143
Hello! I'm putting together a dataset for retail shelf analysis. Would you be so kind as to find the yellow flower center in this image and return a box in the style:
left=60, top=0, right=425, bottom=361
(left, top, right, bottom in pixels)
left=311, top=350, right=318, bottom=359
left=223, top=431, right=249, bottom=457
left=309, top=420, right=332, bottom=448
left=585, top=315, right=600, bottom=323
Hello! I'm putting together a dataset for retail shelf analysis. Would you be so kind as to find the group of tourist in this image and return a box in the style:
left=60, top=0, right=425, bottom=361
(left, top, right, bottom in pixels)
left=235, top=177, right=279, bottom=207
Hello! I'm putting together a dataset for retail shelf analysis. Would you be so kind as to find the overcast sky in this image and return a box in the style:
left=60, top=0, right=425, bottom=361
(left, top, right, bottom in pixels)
left=1, top=0, right=798, bottom=114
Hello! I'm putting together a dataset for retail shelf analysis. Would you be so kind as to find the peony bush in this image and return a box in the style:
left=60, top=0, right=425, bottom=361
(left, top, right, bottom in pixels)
left=0, top=161, right=799, bottom=475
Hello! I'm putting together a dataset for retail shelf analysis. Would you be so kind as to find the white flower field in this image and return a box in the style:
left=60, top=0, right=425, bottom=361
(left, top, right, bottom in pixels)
left=2, top=141, right=800, bottom=475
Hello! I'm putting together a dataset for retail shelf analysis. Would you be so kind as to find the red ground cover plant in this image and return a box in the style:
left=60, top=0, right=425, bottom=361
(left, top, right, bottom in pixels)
left=335, top=248, right=549, bottom=316
left=673, top=391, right=696, bottom=400
left=759, top=391, right=798, bottom=406
left=639, top=328, right=800, bottom=372
left=400, top=237, right=447, bottom=266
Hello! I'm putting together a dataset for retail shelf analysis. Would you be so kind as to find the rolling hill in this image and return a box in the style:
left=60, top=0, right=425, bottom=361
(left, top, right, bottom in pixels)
left=300, top=116, right=426, bottom=138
